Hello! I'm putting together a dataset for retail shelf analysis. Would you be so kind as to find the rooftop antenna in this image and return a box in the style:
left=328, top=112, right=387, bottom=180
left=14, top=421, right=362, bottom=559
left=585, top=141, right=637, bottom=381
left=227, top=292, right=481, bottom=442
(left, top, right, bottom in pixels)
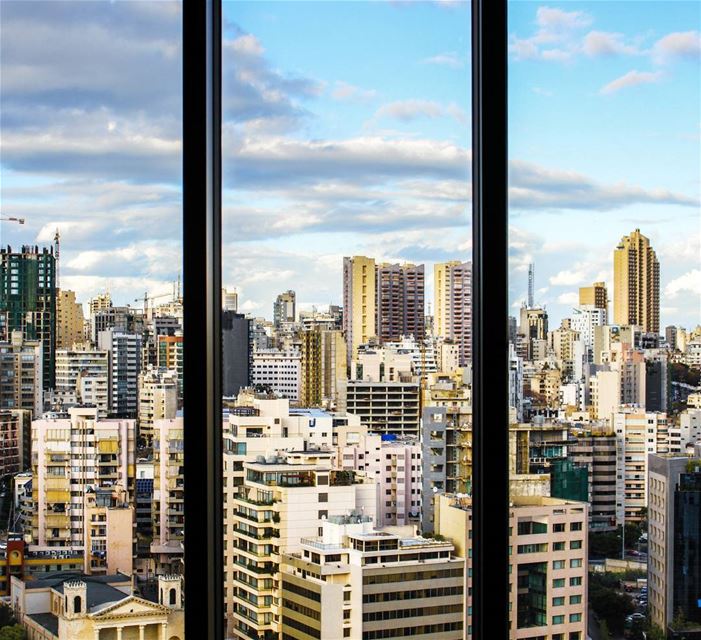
left=527, top=263, right=535, bottom=308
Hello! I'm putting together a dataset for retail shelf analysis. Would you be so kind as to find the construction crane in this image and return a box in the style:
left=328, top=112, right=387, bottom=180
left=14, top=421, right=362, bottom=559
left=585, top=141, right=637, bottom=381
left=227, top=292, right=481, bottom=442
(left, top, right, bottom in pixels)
left=134, top=290, right=176, bottom=319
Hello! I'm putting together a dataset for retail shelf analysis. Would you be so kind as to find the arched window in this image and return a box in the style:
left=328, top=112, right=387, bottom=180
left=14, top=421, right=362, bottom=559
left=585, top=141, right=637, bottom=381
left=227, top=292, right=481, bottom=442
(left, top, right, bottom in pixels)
left=169, top=588, right=177, bottom=606
left=74, top=596, right=81, bottom=614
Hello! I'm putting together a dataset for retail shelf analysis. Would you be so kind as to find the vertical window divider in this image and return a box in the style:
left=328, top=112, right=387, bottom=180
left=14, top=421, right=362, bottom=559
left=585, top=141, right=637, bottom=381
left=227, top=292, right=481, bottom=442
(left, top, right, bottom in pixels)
left=471, top=1, right=509, bottom=638
left=183, top=1, right=224, bottom=638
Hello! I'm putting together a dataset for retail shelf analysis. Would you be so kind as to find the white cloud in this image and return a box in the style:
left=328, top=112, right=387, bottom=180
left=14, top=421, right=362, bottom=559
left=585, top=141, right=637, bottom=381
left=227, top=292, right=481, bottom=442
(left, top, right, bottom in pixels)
left=549, top=269, right=587, bottom=286
left=331, top=81, right=377, bottom=102
left=536, top=7, right=592, bottom=31
left=582, top=31, right=640, bottom=57
left=653, top=31, right=701, bottom=63
left=374, top=99, right=467, bottom=124
left=665, top=269, right=701, bottom=299
left=422, top=52, right=463, bottom=68
left=231, top=34, right=265, bottom=56
left=557, top=292, right=579, bottom=305
left=600, top=70, right=663, bottom=95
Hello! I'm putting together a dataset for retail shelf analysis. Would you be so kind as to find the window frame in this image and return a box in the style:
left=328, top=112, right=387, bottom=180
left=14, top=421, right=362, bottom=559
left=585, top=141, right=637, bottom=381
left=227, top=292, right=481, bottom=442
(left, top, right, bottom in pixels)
left=182, top=1, right=509, bottom=639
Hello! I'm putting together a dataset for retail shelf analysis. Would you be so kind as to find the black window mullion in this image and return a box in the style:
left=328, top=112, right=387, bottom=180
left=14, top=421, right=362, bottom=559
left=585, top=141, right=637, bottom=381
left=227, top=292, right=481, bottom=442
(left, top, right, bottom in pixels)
left=183, top=0, right=224, bottom=638
left=471, top=1, right=509, bottom=639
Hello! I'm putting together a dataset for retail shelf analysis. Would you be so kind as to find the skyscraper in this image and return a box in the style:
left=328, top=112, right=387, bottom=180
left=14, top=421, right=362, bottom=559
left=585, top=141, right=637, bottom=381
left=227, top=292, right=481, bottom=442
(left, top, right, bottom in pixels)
left=0, top=245, right=57, bottom=392
left=343, top=256, right=376, bottom=363
left=375, top=262, right=425, bottom=342
left=222, top=311, right=250, bottom=397
left=613, top=228, right=660, bottom=333
left=434, top=261, right=472, bottom=366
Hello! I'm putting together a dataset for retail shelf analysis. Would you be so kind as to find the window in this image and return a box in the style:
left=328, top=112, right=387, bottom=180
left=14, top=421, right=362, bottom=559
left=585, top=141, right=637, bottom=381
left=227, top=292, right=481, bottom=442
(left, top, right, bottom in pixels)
left=570, top=577, right=582, bottom=587
left=552, top=578, right=565, bottom=589
left=552, top=597, right=565, bottom=607
left=552, top=615, right=565, bottom=625
left=552, top=560, right=565, bottom=570
left=570, top=559, right=582, bottom=569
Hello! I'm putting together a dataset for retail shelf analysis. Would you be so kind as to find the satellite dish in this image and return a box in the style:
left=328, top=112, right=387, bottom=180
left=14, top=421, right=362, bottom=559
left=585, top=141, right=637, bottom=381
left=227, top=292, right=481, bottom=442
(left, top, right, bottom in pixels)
left=432, top=487, right=438, bottom=493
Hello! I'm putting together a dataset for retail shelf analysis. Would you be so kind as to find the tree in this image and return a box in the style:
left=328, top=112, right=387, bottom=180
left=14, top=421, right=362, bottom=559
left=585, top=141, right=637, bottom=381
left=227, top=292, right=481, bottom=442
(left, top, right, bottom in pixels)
left=599, top=619, right=611, bottom=640
left=0, top=626, right=26, bottom=640
left=645, top=623, right=667, bottom=640
left=0, top=604, right=18, bottom=628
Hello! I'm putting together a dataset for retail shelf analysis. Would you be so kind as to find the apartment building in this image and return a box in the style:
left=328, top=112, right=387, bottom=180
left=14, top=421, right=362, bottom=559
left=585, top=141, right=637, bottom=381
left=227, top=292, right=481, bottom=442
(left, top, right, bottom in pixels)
left=578, top=281, right=608, bottom=311
left=435, top=493, right=589, bottom=640
left=434, top=261, right=472, bottom=366
left=251, top=349, right=302, bottom=402
left=343, top=256, right=377, bottom=364
left=151, top=417, right=184, bottom=575
left=56, top=289, right=85, bottom=349
left=29, top=407, right=135, bottom=552
left=137, top=367, right=178, bottom=442
left=345, top=380, right=420, bottom=437
left=229, top=454, right=376, bottom=640
left=375, top=262, right=425, bottom=342
left=568, top=431, right=618, bottom=529
left=98, top=328, right=142, bottom=418
left=279, top=516, right=465, bottom=640
left=54, top=346, right=109, bottom=416
left=0, top=409, right=30, bottom=476
left=0, top=331, right=43, bottom=417
left=614, top=408, right=672, bottom=523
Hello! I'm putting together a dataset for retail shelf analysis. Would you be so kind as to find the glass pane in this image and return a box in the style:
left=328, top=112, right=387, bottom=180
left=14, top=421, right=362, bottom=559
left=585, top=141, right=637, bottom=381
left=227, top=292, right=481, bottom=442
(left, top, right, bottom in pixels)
left=222, top=1, right=472, bottom=638
left=509, top=1, right=699, bottom=638
left=0, top=0, right=185, bottom=632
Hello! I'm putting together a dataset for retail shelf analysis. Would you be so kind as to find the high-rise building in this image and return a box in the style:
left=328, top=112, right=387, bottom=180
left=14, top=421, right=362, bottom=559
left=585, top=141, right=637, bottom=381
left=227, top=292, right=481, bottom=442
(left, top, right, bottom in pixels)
left=29, top=406, right=135, bottom=551
left=273, top=289, right=296, bottom=327
left=56, top=289, right=85, bottom=349
left=54, top=347, right=109, bottom=417
left=0, top=245, right=57, bottom=392
left=578, top=281, right=607, bottom=310
left=343, top=256, right=376, bottom=363
left=137, top=367, right=178, bottom=442
left=88, top=291, right=111, bottom=318
left=98, top=329, right=142, bottom=418
left=92, top=306, right=143, bottom=345
left=434, top=261, right=472, bottom=366
left=346, top=380, right=420, bottom=437
left=279, top=517, right=465, bottom=640
left=0, top=331, right=43, bottom=417
left=157, top=333, right=183, bottom=402
left=614, top=409, right=673, bottom=523
left=375, top=262, right=425, bottom=342
left=222, top=311, right=251, bottom=398
left=665, top=325, right=678, bottom=350
left=151, top=417, right=184, bottom=574
left=613, top=228, right=660, bottom=334
left=648, top=454, right=701, bottom=632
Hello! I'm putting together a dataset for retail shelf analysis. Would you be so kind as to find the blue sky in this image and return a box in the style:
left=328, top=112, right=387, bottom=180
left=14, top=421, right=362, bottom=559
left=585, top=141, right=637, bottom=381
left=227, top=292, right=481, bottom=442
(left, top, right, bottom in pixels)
left=0, top=1, right=699, bottom=329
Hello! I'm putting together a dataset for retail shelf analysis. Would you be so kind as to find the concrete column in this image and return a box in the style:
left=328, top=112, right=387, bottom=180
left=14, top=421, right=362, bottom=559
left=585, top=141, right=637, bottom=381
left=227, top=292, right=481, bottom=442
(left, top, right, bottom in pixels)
left=139, top=625, right=146, bottom=640
left=161, top=622, right=168, bottom=640
left=94, top=630, right=100, bottom=640
left=116, top=627, right=123, bottom=640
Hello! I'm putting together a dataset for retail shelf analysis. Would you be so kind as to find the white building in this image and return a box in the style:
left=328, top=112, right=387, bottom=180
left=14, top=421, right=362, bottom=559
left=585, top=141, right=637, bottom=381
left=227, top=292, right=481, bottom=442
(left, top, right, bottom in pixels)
left=54, top=348, right=109, bottom=417
left=251, top=348, right=302, bottom=401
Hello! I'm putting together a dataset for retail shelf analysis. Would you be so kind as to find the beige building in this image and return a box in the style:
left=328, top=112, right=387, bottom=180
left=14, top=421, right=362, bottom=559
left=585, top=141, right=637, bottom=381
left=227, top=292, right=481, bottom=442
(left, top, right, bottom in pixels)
left=578, top=281, right=607, bottom=310
left=343, top=256, right=377, bottom=364
left=30, top=407, right=135, bottom=552
left=137, top=368, right=178, bottom=443
left=280, top=516, right=465, bottom=640
left=434, top=261, right=472, bottom=365
left=229, top=454, right=376, bottom=640
left=345, top=380, right=420, bottom=437
left=150, top=417, right=184, bottom=575
left=613, top=228, right=660, bottom=333
left=549, top=323, right=581, bottom=378
left=54, top=347, right=109, bottom=417
left=435, top=493, right=588, bottom=640
left=56, top=289, right=85, bottom=349
left=12, top=573, right=183, bottom=640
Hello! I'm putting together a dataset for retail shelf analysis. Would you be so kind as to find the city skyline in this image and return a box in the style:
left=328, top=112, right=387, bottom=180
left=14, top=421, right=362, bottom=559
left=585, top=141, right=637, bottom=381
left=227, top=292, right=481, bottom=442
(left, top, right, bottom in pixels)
left=0, top=1, right=699, bottom=329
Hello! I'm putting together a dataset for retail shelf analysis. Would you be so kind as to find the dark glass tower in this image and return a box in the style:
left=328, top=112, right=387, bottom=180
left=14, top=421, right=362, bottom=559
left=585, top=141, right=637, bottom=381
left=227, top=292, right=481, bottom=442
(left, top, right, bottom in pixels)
left=0, top=245, right=57, bottom=393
